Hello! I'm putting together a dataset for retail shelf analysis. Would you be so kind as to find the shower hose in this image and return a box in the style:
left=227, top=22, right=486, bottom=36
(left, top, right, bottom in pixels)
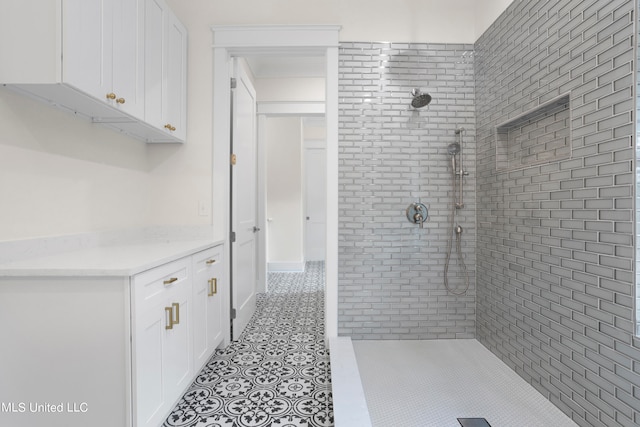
left=444, top=163, right=470, bottom=295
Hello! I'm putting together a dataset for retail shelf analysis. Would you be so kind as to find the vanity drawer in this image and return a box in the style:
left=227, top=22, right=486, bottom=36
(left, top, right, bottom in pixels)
left=133, top=257, right=190, bottom=305
left=192, top=246, right=222, bottom=270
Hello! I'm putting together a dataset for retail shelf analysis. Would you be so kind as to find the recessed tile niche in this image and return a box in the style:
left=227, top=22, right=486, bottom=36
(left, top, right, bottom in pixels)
left=495, top=93, right=571, bottom=171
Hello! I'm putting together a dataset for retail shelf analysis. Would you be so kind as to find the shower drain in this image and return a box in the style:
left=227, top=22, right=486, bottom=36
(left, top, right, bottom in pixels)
left=457, top=418, right=492, bottom=427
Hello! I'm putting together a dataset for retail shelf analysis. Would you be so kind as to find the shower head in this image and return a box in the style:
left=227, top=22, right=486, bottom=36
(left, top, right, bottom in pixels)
left=447, top=142, right=460, bottom=155
left=411, top=88, right=432, bottom=108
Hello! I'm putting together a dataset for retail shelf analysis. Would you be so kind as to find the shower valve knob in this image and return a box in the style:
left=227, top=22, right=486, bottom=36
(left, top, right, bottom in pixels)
left=406, top=202, right=428, bottom=228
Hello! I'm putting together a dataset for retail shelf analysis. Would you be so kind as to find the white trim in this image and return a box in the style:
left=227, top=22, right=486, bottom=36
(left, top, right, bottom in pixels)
left=268, top=262, right=306, bottom=273
left=211, top=25, right=341, bottom=342
left=212, top=46, right=232, bottom=347
left=256, top=115, right=268, bottom=294
left=325, top=45, right=340, bottom=343
left=257, top=101, right=325, bottom=116
left=211, top=25, right=341, bottom=52
left=329, top=337, right=372, bottom=427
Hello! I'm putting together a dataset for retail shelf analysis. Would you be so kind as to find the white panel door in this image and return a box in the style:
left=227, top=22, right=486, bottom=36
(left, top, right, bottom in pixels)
left=304, top=140, right=327, bottom=261
left=231, top=59, right=258, bottom=340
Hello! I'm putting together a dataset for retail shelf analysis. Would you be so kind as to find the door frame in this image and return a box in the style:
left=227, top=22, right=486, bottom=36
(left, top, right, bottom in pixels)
left=211, top=25, right=340, bottom=343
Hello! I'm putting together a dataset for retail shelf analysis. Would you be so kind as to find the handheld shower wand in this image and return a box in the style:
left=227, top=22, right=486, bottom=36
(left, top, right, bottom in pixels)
left=444, top=128, right=470, bottom=295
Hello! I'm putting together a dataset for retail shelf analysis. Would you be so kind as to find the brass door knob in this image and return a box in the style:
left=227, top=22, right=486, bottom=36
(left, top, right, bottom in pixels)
left=116, top=98, right=125, bottom=104
left=164, top=124, right=176, bottom=131
left=106, top=93, right=116, bottom=100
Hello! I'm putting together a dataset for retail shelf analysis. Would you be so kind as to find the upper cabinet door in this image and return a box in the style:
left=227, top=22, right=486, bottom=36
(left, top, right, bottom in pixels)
left=63, top=0, right=144, bottom=119
left=144, top=0, right=165, bottom=130
left=63, top=0, right=113, bottom=101
left=165, top=13, right=188, bottom=141
left=144, top=0, right=187, bottom=141
left=112, top=0, right=145, bottom=119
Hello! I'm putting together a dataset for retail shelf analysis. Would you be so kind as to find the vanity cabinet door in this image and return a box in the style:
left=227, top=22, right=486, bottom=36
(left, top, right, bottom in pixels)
left=132, top=258, right=193, bottom=427
left=192, top=246, right=225, bottom=369
left=162, top=278, right=193, bottom=402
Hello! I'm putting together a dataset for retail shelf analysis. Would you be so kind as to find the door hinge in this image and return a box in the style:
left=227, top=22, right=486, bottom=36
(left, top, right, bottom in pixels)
left=230, top=231, right=236, bottom=243
left=231, top=153, right=237, bottom=165
left=231, top=308, right=237, bottom=319
left=230, top=78, right=237, bottom=89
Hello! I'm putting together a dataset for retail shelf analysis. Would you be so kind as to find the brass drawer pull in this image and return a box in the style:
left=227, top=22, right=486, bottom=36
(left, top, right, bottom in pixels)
left=165, top=306, right=174, bottom=330
left=163, top=277, right=178, bottom=285
left=208, top=278, right=217, bottom=296
left=116, top=97, right=125, bottom=104
left=205, top=259, right=216, bottom=265
left=164, top=124, right=176, bottom=131
left=106, top=92, right=116, bottom=100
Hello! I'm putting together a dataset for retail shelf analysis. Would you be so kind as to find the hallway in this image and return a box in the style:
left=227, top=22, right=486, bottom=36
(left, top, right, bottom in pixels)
left=163, top=261, right=333, bottom=427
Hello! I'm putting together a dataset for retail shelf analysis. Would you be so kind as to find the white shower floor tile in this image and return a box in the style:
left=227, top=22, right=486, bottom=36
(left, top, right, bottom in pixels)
left=352, top=339, right=578, bottom=427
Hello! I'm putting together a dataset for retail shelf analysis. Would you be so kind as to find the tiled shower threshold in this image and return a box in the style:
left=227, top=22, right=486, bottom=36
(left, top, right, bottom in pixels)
left=330, top=338, right=578, bottom=427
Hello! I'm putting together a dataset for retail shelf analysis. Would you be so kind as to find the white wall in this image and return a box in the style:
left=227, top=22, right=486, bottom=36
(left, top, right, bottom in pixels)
left=0, top=87, right=151, bottom=240
left=265, top=117, right=304, bottom=268
left=474, top=0, right=514, bottom=40
left=172, top=0, right=512, bottom=43
left=254, top=77, right=325, bottom=103
left=0, top=0, right=512, bottom=242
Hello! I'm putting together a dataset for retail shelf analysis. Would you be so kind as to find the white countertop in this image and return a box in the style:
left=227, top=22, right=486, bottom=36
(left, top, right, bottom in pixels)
left=0, top=238, right=223, bottom=277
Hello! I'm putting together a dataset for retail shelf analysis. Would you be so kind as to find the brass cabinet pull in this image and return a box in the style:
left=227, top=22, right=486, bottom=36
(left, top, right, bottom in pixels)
left=164, top=124, right=176, bottom=131
left=208, top=278, right=217, bottom=296
left=163, top=277, right=178, bottom=285
left=172, top=302, right=180, bottom=325
left=165, top=306, right=174, bottom=330
left=165, top=303, right=180, bottom=329
left=106, top=92, right=116, bottom=100
left=116, top=97, right=125, bottom=104
left=205, top=259, right=216, bottom=265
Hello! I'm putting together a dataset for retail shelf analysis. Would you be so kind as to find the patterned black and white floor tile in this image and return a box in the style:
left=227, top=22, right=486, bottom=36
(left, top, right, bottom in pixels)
left=163, top=261, right=333, bottom=427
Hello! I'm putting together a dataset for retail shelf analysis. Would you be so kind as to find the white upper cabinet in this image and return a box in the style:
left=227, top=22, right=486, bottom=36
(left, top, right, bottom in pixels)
left=0, top=0, right=186, bottom=143
left=144, top=0, right=188, bottom=141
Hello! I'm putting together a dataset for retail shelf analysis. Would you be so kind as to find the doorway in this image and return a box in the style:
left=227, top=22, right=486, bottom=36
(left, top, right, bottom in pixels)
left=212, top=25, right=340, bottom=343
left=259, top=113, right=326, bottom=280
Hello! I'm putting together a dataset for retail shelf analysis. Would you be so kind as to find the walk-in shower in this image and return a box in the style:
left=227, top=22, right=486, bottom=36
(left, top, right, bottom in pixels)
left=444, top=128, right=470, bottom=295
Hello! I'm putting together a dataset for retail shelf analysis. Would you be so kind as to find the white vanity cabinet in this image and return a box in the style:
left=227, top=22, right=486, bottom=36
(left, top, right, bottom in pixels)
left=0, top=0, right=187, bottom=143
left=131, top=245, right=226, bottom=427
left=0, top=241, right=227, bottom=427
left=192, top=246, right=225, bottom=369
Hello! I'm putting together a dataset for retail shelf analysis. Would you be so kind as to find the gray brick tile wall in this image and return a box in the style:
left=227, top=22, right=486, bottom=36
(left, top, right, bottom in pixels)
left=338, top=42, right=476, bottom=340
left=476, top=0, right=640, bottom=425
